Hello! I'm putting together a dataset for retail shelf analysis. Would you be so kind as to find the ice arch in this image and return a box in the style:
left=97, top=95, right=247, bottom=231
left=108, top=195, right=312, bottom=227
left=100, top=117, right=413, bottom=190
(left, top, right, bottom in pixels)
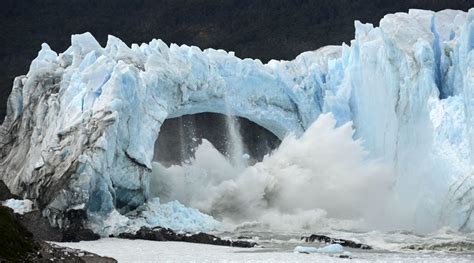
left=0, top=32, right=332, bottom=226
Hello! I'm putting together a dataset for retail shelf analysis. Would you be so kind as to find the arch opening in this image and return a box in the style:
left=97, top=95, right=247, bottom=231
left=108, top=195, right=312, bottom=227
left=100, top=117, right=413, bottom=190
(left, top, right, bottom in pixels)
left=153, top=112, right=281, bottom=167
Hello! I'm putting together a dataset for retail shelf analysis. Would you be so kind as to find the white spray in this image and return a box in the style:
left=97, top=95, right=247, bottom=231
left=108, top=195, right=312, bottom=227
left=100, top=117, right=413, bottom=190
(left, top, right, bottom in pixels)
left=151, top=113, right=396, bottom=232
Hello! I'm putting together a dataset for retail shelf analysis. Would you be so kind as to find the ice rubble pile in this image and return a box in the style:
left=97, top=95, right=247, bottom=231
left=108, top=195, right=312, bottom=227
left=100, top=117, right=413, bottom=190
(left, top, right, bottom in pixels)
left=88, top=198, right=219, bottom=236
left=0, top=8, right=473, bottom=232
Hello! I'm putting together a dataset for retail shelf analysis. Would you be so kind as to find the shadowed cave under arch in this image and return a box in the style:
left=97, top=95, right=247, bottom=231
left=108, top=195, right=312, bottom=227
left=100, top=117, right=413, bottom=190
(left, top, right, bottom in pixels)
left=154, top=112, right=281, bottom=166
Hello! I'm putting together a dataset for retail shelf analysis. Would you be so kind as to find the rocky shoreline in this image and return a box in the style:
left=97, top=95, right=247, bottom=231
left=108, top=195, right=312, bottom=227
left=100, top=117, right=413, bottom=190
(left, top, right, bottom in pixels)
left=302, top=234, right=372, bottom=249
left=116, top=227, right=257, bottom=248
left=0, top=180, right=257, bottom=261
left=0, top=205, right=115, bottom=262
left=1, top=178, right=378, bottom=262
left=0, top=180, right=112, bottom=262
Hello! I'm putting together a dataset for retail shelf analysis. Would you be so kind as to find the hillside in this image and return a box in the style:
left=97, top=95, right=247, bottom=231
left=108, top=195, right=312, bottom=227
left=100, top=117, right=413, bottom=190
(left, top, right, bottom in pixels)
left=0, top=0, right=472, bottom=119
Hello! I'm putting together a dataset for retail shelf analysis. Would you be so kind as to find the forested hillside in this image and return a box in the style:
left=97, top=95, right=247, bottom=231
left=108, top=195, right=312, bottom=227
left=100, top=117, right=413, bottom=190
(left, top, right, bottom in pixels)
left=1, top=0, right=472, bottom=119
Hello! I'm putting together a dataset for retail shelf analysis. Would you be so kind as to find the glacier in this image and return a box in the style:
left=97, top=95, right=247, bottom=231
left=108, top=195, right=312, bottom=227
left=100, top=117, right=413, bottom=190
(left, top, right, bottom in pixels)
left=0, top=8, right=473, bottom=233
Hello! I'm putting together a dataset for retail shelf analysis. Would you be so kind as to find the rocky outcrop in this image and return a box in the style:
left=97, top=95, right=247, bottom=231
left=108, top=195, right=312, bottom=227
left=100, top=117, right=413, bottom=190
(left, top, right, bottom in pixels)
left=18, top=210, right=63, bottom=241
left=302, top=234, right=372, bottom=250
left=117, top=226, right=257, bottom=248
left=1, top=178, right=99, bottom=243
left=404, top=241, right=474, bottom=252
left=29, top=242, right=117, bottom=263
left=0, top=179, right=99, bottom=242
left=61, top=209, right=101, bottom=242
left=19, top=209, right=100, bottom=242
left=0, top=180, right=18, bottom=201
left=0, top=205, right=37, bottom=261
left=0, top=205, right=115, bottom=262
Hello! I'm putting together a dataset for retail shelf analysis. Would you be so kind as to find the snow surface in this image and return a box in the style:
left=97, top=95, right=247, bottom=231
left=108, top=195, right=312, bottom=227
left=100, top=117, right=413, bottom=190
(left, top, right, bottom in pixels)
left=0, top=8, right=474, bottom=233
left=2, top=199, right=34, bottom=215
left=56, top=238, right=474, bottom=263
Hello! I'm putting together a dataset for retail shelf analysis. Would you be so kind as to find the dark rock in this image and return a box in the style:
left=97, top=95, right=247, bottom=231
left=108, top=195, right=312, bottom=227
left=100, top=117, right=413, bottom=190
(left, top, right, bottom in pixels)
left=19, top=209, right=99, bottom=242
left=0, top=205, right=37, bottom=261
left=117, top=226, right=257, bottom=248
left=118, top=227, right=167, bottom=241
left=0, top=180, right=18, bottom=201
left=231, top=240, right=257, bottom=248
left=61, top=209, right=100, bottom=242
left=62, top=227, right=100, bottom=242
left=302, top=234, right=372, bottom=250
left=19, top=210, right=63, bottom=241
left=33, top=241, right=117, bottom=263
left=1, top=179, right=99, bottom=243
left=403, top=241, right=474, bottom=252
left=0, top=205, right=115, bottom=262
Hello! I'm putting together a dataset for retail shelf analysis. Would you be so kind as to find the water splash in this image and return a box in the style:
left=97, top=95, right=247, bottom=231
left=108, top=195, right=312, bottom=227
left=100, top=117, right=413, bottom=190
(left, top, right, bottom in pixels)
left=151, top=113, right=396, bottom=232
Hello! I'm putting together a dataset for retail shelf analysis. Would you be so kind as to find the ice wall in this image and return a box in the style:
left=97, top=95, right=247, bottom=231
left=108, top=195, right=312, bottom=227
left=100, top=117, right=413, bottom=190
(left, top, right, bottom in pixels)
left=0, top=32, right=329, bottom=228
left=0, top=8, right=473, bottom=231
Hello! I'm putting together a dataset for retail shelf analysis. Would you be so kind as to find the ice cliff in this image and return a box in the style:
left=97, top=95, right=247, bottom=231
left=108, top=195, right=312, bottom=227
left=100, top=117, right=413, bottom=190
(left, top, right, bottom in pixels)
left=0, top=8, right=473, bottom=232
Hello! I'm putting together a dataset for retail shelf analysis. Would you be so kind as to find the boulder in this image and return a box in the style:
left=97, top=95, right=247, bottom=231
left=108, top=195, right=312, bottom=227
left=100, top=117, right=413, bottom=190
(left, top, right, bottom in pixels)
left=302, top=234, right=372, bottom=249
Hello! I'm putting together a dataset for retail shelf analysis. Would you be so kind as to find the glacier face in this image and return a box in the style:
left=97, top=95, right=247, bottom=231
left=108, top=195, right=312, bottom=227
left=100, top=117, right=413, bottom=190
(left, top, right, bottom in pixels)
left=0, top=8, right=473, bottom=232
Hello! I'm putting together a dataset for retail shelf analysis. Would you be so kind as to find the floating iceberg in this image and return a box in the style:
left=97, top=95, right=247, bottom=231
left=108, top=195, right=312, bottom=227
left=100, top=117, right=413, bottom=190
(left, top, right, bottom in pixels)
left=294, top=244, right=345, bottom=254
left=0, top=8, right=473, bottom=233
